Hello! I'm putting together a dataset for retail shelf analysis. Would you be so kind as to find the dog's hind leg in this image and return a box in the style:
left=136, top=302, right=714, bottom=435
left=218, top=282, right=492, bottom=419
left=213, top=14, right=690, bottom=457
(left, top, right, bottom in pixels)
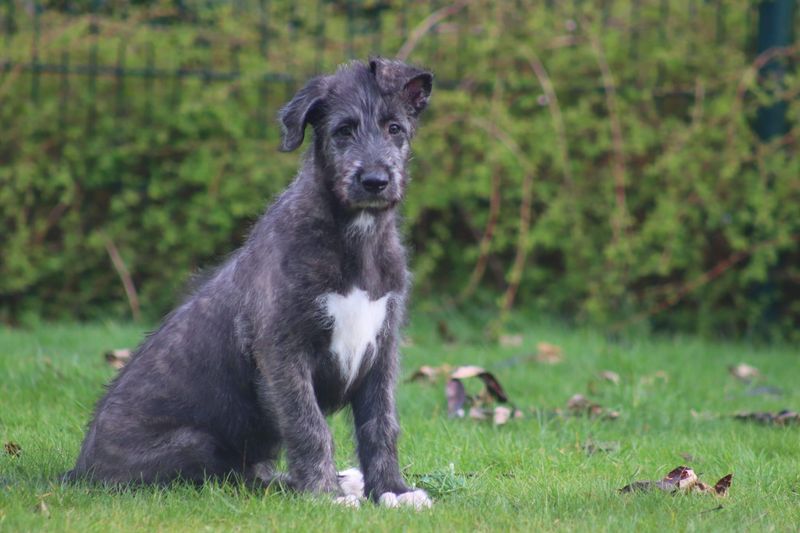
left=73, top=424, right=243, bottom=486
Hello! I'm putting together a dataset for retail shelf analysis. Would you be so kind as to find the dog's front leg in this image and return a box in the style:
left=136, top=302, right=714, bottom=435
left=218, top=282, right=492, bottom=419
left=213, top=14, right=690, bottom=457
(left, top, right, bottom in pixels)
left=260, top=353, right=340, bottom=495
left=351, top=339, right=432, bottom=508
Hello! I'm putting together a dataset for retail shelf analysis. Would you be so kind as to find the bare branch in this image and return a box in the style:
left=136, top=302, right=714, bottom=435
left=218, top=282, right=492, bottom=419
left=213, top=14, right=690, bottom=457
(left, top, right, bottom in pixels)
left=102, top=233, right=141, bottom=322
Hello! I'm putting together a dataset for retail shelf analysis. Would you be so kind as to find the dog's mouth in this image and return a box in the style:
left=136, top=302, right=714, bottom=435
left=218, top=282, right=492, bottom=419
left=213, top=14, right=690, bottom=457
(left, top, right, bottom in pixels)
left=348, top=198, right=395, bottom=210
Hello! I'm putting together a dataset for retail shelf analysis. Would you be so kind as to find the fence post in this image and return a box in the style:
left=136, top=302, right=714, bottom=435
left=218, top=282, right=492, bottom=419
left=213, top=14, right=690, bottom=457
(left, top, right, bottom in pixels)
left=753, top=0, right=795, bottom=336
left=755, top=0, right=795, bottom=140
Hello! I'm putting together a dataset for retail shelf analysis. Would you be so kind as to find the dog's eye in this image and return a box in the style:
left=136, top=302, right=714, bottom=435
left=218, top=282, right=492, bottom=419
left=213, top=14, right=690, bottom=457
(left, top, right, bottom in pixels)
left=335, top=124, right=354, bottom=138
left=388, top=123, right=403, bottom=135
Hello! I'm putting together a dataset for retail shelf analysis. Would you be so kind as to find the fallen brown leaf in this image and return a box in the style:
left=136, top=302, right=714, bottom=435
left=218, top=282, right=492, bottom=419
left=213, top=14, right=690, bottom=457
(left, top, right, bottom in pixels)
left=713, top=474, right=733, bottom=496
left=564, top=394, right=619, bottom=420
left=733, top=409, right=800, bottom=425
left=535, top=342, right=563, bottom=364
left=598, top=370, right=620, bottom=385
left=4, top=441, right=21, bottom=457
left=498, top=334, right=523, bottom=347
left=619, top=466, right=732, bottom=496
left=640, top=370, right=669, bottom=386
left=467, top=406, right=523, bottom=425
left=34, top=500, right=49, bottom=518
left=104, top=348, right=132, bottom=370
left=446, top=379, right=466, bottom=417
left=450, top=365, right=486, bottom=379
left=729, top=363, right=760, bottom=383
left=406, top=364, right=453, bottom=383
left=445, top=366, right=518, bottom=425
left=448, top=366, right=509, bottom=402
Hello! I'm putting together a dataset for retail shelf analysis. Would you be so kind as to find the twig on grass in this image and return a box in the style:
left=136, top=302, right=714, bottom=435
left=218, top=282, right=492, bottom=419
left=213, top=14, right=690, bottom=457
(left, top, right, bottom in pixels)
left=102, top=232, right=141, bottom=322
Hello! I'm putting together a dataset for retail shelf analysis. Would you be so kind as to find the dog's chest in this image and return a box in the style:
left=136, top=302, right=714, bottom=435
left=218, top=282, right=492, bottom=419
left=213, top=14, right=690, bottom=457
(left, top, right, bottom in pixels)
left=321, top=288, right=390, bottom=387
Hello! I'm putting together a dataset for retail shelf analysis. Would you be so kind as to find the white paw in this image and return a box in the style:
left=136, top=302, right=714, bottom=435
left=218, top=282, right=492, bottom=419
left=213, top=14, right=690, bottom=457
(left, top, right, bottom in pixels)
left=378, top=492, right=399, bottom=508
left=379, top=489, right=432, bottom=510
left=333, top=494, right=361, bottom=508
left=398, top=489, right=433, bottom=509
left=337, top=468, right=365, bottom=498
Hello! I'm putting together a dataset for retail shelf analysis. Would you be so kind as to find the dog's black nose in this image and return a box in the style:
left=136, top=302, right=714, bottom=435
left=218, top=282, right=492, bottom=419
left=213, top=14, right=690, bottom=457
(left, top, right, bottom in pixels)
left=360, top=171, right=389, bottom=193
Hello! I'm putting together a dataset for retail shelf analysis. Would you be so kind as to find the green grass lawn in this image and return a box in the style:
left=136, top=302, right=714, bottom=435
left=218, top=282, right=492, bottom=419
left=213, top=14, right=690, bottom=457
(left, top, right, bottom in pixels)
left=1, top=314, right=798, bottom=532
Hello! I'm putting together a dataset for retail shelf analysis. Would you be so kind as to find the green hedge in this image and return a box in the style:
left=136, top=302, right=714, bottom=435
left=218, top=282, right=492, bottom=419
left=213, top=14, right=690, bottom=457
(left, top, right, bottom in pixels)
left=1, top=1, right=798, bottom=338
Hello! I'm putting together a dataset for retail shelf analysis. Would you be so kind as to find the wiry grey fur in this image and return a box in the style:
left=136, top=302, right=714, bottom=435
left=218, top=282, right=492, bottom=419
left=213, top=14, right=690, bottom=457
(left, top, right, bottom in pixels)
left=67, top=58, right=433, bottom=504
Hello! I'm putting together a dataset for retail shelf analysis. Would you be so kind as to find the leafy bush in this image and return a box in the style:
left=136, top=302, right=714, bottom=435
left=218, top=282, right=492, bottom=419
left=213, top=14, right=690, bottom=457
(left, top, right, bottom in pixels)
left=1, top=0, right=798, bottom=338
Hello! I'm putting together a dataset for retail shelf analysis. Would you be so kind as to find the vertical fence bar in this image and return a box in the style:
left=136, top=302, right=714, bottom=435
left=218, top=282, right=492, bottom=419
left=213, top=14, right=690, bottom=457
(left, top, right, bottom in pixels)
left=258, top=0, right=270, bottom=138
left=59, top=50, right=69, bottom=129
left=314, top=0, right=325, bottom=73
left=456, top=0, right=466, bottom=80
left=628, top=0, right=639, bottom=61
left=346, top=0, right=354, bottom=59
left=752, top=0, right=796, bottom=334
left=258, top=0, right=268, bottom=57
left=145, top=42, right=155, bottom=124
left=371, top=7, right=382, bottom=55
left=87, top=0, right=100, bottom=134
left=259, top=75, right=268, bottom=138
left=115, top=41, right=126, bottom=118
left=288, top=0, right=297, bottom=70
left=5, top=0, right=16, bottom=44
left=715, top=0, right=726, bottom=44
left=31, top=0, right=40, bottom=102
left=172, top=51, right=183, bottom=112
left=756, top=0, right=795, bottom=140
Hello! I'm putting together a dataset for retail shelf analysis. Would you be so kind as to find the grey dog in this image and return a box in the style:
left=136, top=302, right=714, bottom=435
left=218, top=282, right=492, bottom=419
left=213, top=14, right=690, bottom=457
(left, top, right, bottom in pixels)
left=67, top=58, right=433, bottom=508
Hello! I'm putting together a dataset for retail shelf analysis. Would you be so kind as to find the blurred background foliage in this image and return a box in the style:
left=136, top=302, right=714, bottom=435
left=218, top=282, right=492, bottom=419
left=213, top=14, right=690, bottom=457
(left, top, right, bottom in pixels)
left=0, top=0, right=798, bottom=339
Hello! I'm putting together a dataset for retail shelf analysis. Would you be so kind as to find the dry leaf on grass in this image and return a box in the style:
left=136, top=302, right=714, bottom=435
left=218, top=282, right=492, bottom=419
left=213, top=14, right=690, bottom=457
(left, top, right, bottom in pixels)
left=446, top=379, right=467, bottom=417
left=104, top=349, right=132, bottom=369
left=445, top=366, right=519, bottom=425
left=535, top=342, right=563, bottom=364
left=467, top=405, right=523, bottom=425
left=640, top=370, right=669, bottom=386
left=729, top=363, right=760, bottom=383
left=733, top=409, right=800, bottom=426
left=598, top=370, right=620, bottom=385
left=494, top=341, right=565, bottom=368
left=4, top=441, right=21, bottom=457
left=498, top=334, right=523, bottom=347
left=449, top=366, right=509, bottom=402
left=406, top=364, right=453, bottom=383
left=620, top=466, right=732, bottom=496
left=34, top=500, right=50, bottom=518
left=562, top=394, right=620, bottom=420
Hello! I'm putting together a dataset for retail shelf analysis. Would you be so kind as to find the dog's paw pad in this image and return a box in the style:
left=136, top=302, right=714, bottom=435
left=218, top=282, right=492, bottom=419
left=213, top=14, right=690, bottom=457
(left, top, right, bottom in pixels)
left=334, top=494, right=361, bottom=508
left=337, top=468, right=364, bottom=498
left=397, top=489, right=433, bottom=510
left=378, top=492, right=400, bottom=508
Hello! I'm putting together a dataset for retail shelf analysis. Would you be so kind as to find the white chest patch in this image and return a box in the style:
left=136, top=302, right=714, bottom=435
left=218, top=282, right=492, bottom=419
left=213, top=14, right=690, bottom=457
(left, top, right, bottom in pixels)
left=322, top=288, right=389, bottom=387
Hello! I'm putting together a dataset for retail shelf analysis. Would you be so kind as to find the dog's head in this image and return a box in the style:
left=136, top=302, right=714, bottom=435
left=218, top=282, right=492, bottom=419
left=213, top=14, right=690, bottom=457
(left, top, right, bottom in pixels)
left=279, top=58, right=433, bottom=211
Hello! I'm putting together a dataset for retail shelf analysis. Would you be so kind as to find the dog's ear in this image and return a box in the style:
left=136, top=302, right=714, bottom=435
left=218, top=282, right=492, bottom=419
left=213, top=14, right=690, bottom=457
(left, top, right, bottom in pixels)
left=402, top=71, right=433, bottom=116
left=369, top=57, right=433, bottom=117
left=279, top=76, right=327, bottom=152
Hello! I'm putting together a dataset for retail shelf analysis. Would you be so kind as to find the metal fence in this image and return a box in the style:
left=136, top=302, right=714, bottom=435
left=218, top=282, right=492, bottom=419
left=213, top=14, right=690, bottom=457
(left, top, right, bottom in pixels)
left=0, top=0, right=797, bottom=136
